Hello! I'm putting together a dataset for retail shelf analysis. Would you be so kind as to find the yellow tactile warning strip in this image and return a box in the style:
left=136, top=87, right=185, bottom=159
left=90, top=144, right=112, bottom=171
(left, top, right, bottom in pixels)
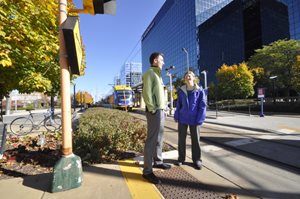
left=118, top=159, right=163, bottom=199
left=278, top=126, right=300, bottom=133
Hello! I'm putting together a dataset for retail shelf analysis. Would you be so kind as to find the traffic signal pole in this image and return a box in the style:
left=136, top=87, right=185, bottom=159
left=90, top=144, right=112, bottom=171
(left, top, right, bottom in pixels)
left=59, top=0, right=72, bottom=156
left=52, top=0, right=83, bottom=192
left=51, top=0, right=116, bottom=192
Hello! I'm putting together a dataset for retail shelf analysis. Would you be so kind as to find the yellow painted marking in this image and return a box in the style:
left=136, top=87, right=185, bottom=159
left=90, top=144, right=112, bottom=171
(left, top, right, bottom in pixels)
left=278, top=126, right=300, bottom=132
left=118, top=160, right=162, bottom=199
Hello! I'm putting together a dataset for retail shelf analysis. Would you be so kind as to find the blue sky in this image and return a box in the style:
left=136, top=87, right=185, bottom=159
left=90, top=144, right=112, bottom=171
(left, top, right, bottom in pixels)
left=73, top=0, right=165, bottom=101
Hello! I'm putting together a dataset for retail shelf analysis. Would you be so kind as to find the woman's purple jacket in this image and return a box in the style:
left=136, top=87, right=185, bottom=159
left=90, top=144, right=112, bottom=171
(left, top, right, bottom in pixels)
left=174, top=84, right=207, bottom=125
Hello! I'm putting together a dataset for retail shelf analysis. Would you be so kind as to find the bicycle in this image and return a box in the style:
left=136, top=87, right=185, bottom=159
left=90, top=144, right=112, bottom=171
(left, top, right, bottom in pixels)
left=51, top=110, right=78, bottom=130
left=9, top=109, right=62, bottom=136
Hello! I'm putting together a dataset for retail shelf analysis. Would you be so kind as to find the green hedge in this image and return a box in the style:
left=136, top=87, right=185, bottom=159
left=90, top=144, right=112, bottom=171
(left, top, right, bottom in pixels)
left=73, top=108, right=147, bottom=163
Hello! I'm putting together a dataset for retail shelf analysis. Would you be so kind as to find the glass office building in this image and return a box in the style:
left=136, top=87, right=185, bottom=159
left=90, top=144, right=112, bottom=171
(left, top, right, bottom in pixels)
left=198, top=0, right=290, bottom=84
left=198, top=0, right=245, bottom=85
left=120, top=62, right=142, bottom=87
left=280, top=0, right=300, bottom=40
left=142, top=0, right=197, bottom=82
left=195, top=0, right=232, bottom=26
left=141, top=0, right=233, bottom=84
left=141, top=0, right=299, bottom=85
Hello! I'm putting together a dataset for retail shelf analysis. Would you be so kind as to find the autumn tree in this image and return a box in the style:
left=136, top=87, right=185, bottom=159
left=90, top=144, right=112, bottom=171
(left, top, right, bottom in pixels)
left=216, top=63, right=254, bottom=99
left=291, top=56, right=300, bottom=94
left=0, top=0, right=86, bottom=99
left=75, top=91, right=94, bottom=105
left=0, top=0, right=58, bottom=94
left=248, top=39, right=300, bottom=96
left=207, top=82, right=216, bottom=101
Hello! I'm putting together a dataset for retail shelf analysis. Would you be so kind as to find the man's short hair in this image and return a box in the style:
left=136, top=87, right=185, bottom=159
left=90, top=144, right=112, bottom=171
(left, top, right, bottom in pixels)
left=149, top=52, right=164, bottom=65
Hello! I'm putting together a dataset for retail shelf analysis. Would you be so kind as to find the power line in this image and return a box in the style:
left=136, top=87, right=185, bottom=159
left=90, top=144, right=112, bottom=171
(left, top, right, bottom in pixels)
left=130, top=47, right=141, bottom=62
left=123, top=37, right=142, bottom=64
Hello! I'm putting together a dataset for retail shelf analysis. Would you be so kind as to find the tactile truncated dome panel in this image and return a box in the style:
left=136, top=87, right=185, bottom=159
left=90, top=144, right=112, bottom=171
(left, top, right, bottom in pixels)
left=154, top=166, right=223, bottom=199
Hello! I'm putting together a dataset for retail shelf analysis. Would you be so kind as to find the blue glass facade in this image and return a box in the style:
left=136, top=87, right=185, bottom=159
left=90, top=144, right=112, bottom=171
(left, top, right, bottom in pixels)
left=198, top=0, right=245, bottom=84
left=142, top=0, right=234, bottom=84
left=142, top=0, right=198, bottom=83
left=280, top=0, right=300, bottom=40
left=195, top=0, right=233, bottom=26
left=141, top=0, right=300, bottom=85
left=198, top=0, right=290, bottom=84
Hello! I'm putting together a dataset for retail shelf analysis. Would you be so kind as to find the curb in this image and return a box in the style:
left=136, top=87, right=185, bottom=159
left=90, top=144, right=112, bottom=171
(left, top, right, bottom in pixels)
left=204, top=121, right=276, bottom=134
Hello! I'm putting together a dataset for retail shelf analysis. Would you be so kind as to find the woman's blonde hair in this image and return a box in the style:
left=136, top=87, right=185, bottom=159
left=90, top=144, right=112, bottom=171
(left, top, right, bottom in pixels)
left=183, top=71, right=199, bottom=84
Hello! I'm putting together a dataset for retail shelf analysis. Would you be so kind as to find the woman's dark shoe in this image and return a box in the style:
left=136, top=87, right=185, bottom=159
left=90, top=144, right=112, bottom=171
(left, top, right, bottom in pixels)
left=142, top=173, right=161, bottom=184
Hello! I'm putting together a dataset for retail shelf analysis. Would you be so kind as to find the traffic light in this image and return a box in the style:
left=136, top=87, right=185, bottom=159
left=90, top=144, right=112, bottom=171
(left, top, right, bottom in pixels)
left=69, top=0, right=116, bottom=15
left=92, top=0, right=116, bottom=15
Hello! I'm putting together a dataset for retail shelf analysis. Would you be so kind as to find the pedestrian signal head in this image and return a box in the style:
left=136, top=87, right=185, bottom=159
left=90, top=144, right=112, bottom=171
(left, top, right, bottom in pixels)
left=69, top=0, right=116, bottom=15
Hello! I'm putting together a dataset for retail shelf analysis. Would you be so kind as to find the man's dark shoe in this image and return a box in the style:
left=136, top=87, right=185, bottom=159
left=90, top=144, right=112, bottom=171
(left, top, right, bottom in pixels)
left=154, top=163, right=171, bottom=170
left=194, top=161, right=202, bottom=170
left=175, top=161, right=183, bottom=166
left=142, top=173, right=161, bottom=184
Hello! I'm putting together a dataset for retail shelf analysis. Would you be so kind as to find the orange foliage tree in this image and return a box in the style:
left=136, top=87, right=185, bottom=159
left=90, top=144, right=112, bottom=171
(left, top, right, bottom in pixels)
left=216, top=63, right=254, bottom=99
left=75, top=91, right=93, bottom=105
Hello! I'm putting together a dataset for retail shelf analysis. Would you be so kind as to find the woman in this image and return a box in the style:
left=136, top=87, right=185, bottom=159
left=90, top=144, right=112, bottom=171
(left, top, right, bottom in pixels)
left=174, top=71, right=206, bottom=170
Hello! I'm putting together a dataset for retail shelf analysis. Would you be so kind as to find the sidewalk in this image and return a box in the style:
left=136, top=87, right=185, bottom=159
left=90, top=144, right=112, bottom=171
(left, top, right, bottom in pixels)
left=205, top=110, right=300, bottom=134
left=0, top=150, right=251, bottom=199
left=0, top=163, right=132, bottom=199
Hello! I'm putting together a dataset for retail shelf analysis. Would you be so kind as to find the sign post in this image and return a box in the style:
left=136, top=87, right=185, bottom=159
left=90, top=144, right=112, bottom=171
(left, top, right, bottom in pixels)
left=258, top=88, right=265, bottom=117
left=52, top=0, right=116, bottom=192
left=52, top=0, right=83, bottom=193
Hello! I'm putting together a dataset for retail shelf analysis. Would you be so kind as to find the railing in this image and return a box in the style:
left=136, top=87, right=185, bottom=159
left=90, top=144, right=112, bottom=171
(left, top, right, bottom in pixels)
left=206, top=96, right=300, bottom=118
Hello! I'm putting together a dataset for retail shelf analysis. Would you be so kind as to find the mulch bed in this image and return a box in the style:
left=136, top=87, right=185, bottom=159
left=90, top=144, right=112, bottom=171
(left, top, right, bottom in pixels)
left=0, top=132, right=176, bottom=181
left=0, top=133, right=62, bottom=180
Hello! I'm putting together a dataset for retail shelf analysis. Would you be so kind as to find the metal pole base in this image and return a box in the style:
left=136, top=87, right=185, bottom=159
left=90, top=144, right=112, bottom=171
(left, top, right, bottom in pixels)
left=52, top=153, right=83, bottom=192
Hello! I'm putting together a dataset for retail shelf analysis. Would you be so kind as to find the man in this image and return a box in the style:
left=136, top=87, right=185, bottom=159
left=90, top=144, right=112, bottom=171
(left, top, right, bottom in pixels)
left=142, top=52, right=171, bottom=184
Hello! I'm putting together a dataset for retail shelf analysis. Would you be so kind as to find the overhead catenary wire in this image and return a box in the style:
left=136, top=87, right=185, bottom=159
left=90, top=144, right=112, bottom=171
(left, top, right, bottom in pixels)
left=129, top=47, right=141, bottom=62
left=122, top=37, right=142, bottom=65
left=112, top=37, right=142, bottom=86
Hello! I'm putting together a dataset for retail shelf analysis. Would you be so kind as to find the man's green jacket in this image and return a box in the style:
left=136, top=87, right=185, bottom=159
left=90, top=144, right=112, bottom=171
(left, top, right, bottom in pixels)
left=142, top=67, right=165, bottom=113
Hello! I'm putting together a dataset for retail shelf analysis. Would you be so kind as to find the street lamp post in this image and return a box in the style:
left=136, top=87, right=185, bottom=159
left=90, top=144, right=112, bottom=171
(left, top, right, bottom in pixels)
left=269, top=75, right=278, bottom=103
left=201, top=70, right=207, bottom=89
left=166, top=65, right=175, bottom=115
left=201, top=70, right=208, bottom=103
left=182, top=48, right=190, bottom=72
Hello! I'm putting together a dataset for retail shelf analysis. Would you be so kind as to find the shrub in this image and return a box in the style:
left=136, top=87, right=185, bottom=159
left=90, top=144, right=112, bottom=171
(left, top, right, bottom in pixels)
left=73, top=108, right=147, bottom=163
